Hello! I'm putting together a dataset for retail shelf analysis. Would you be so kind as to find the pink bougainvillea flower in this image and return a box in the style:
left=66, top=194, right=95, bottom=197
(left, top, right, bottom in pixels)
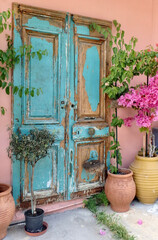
left=117, top=72, right=158, bottom=131
left=123, top=117, right=134, bottom=127
left=137, top=219, right=143, bottom=225
left=99, top=229, right=106, bottom=235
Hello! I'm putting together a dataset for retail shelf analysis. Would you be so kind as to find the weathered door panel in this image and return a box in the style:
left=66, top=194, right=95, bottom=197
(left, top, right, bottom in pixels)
left=22, top=30, right=60, bottom=124
left=76, top=140, right=105, bottom=189
left=77, top=37, right=106, bottom=121
left=13, top=4, right=67, bottom=206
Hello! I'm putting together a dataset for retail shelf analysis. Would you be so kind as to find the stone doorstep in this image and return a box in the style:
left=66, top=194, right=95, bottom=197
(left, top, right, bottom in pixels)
left=12, top=198, right=84, bottom=224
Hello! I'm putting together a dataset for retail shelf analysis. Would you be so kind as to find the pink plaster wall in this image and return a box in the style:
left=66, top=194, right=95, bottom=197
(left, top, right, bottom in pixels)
left=152, top=0, right=158, bottom=45
left=0, top=0, right=157, bottom=184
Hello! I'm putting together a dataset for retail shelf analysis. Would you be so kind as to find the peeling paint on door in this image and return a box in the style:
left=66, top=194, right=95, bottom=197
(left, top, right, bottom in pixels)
left=83, top=46, right=100, bottom=112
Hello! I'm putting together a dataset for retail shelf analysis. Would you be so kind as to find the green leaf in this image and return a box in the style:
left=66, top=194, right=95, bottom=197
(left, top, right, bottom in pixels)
left=1, top=107, right=5, bottom=115
left=109, top=131, right=115, bottom=138
left=13, top=86, right=19, bottom=95
left=30, top=89, right=34, bottom=97
left=107, top=27, right=111, bottom=34
left=0, top=16, right=2, bottom=25
left=89, top=24, right=93, bottom=31
left=136, top=61, right=142, bottom=70
left=116, top=32, right=120, bottom=38
left=2, top=11, right=7, bottom=21
left=121, top=30, right=125, bottom=39
left=92, top=22, right=97, bottom=29
left=5, top=86, right=10, bottom=95
left=2, top=81, right=7, bottom=89
left=139, top=127, right=149, bottom=133
left=25, top=88, right=29, bottom=95
left=4, top=23, right=7, bottom=30
left=109, top=40, right=113, bottom=48
left=19, top=46, right=24, bottom=56
left=7, top=9, right=11, bottom=19
left=31, top=52, right=35, bottom=58
left=18, top=87, right=23, bottom=98
left=117, top=23, right=121, bottom=31
left=103, top=31, right=108, bottom=39
left=110, top=143, right=120, bottom=150
left=36, top=88, right=40, bottom=96
left=126, top=44, right=132, bottom=51
left=118, top=39, right=122, bottom=47
left=0, top=25, right=4, bottom=33
left=110, top=165, right=118, bottom=174
left=8, top=82, right=13, bottom=88
left=37, top=52, right=42, bottom=60
left=113, top=20, right=118, bottom=27
left=113, top=47, right=117, bottom=54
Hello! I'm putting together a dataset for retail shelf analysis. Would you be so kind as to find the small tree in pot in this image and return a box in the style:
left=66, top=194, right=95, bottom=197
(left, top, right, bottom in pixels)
left=8, top=128, right=55, bottom=233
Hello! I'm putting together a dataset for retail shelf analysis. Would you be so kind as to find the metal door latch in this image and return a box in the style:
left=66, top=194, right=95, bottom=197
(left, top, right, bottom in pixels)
left=88, top=128, right=95, bottom=137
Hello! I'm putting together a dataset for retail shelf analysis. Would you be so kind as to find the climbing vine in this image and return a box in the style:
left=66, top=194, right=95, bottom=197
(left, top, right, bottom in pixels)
left=90, top=20, right=158, bottom=173
left=0, top=9, right=47, bottom=115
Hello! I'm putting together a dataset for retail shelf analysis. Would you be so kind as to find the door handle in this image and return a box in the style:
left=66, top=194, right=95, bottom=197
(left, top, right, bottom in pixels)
left=88, top=128, right=95, bottom=137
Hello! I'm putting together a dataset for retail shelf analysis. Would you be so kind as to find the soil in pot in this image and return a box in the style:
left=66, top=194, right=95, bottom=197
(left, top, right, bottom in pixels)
left=25, top=208, right=44, bottom=233
left=105, top=169, right=136, bottom=212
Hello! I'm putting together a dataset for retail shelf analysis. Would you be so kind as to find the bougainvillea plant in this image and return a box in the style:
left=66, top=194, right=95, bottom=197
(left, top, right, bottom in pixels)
left=118, top=72, right=158, bottom=157
left=90, top=20, right=158, bottom=173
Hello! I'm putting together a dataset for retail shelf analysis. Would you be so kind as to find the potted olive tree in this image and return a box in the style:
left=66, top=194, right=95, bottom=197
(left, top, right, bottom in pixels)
left=90, top=20, right=158, bottom=212
left=8, top=128, right=55, bottom=234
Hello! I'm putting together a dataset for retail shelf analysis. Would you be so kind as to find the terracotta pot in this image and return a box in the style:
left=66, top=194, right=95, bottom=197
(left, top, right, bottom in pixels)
left=105, top=169, right=136, bottom=212
left=0, top=184, right=15, bottom=239
left=130, top=155, right=158, bottom=204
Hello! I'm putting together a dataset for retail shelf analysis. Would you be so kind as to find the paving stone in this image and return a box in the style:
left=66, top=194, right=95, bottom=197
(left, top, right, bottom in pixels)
left=5, top=200, right=158, bottom=240
left=5, top=208, right=114, bottom=240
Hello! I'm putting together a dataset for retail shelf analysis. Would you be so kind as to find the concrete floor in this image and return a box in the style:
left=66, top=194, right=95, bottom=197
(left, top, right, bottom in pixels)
left=5, top=200, right=158, bottom=240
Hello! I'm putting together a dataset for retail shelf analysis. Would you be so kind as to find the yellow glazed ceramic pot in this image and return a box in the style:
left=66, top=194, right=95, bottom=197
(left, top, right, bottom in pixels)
left=130, top=155, right=158, bottom=204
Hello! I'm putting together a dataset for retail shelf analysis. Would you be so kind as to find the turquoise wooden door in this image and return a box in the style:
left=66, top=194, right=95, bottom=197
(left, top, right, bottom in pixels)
left=68, top=16, right=111, bottom=199
left=13, top=4, right=111, bottom=206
